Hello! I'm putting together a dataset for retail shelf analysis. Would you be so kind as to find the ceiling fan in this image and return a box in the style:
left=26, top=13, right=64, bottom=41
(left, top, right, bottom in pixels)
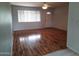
left=42, top=2, right=49, bottom=9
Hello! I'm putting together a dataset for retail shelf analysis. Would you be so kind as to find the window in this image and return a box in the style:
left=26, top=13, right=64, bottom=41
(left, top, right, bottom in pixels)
left=17, top=10, right=41, bottom=22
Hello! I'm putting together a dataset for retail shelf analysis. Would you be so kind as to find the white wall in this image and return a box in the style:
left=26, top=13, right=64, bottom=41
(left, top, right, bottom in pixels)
left=12, top=6, right=53, bottom=31
left=51, top=5, right=68, bottom=31
left=67, top=2, right=79, bottom=54
left=0, top=3, right=12, bottom=56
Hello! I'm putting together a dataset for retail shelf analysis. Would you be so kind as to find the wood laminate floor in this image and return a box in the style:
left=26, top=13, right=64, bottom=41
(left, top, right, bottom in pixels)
left=13, top=28, right=67, bottom=56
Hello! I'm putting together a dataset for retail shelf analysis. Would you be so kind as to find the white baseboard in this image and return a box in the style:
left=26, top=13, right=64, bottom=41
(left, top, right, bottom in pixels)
left=0, top=52, right=10, bottom=56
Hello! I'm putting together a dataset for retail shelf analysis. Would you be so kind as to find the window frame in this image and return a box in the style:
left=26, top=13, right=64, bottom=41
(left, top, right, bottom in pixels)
left=17, top=9, right=41, bottom=23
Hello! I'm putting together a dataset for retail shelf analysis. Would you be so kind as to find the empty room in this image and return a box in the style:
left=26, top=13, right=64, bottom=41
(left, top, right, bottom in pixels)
left=0, top=2, right=79, bottom=56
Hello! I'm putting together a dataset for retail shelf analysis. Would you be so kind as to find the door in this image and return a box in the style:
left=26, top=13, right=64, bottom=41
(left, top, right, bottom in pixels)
left=67, top=2, right=79, bottom=54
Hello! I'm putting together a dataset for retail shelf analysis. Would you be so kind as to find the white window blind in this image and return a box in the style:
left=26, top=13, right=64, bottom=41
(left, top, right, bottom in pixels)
left=17, top=10, right=41, bottom=22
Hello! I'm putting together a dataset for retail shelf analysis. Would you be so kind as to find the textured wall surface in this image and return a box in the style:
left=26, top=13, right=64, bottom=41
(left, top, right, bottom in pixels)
left=52, top=5, right=68, bottom=30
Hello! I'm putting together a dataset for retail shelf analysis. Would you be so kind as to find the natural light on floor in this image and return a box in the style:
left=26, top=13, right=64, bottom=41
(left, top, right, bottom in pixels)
left=19, top=34, right=41, bottom=42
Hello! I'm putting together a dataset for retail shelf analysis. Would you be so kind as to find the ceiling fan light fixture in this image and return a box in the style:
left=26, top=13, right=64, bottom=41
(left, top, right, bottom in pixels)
left=42, top=3, right=48, bottom=9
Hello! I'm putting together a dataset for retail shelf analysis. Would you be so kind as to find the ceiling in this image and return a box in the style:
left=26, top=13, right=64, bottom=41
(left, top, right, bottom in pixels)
left=10, top=2, right=68, bottom=8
